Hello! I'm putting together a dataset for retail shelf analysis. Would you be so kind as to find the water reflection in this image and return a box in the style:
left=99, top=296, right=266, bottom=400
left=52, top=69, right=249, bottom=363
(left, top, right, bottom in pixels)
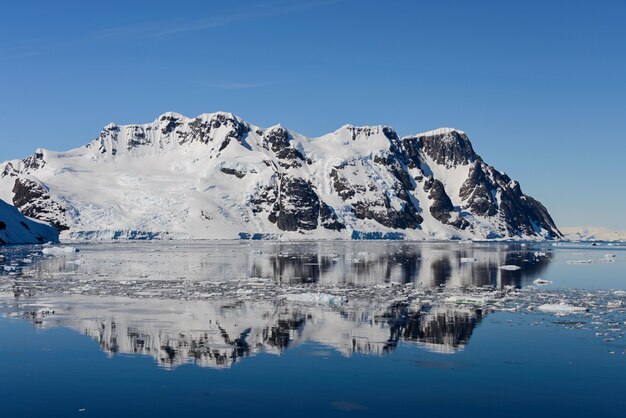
left=3, top=295, right=488, bottom=368
left=2, top=241, right=552, bottom=288
left=0, top=241, right=555, bottom=368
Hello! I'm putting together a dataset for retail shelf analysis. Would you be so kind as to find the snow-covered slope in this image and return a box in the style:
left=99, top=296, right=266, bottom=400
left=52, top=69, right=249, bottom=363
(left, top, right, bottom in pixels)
left=0, top=112, right=561, bottom=240
left=561, top=226, right=626, bottom=241
left=0, top=199, right=58, bottom=244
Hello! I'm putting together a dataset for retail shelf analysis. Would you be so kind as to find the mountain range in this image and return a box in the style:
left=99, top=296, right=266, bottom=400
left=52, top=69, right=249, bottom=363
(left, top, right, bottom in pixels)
left=0, top=112, right=561, bottom=241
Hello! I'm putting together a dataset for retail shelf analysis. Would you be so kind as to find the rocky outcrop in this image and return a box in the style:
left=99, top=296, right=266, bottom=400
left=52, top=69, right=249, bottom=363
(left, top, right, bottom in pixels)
left=12, top=178, right=70, bottom=232
left=424, top=177, right=469, bottom=230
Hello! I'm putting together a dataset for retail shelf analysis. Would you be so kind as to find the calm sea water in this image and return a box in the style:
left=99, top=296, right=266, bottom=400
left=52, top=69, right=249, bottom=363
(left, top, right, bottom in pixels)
left=0, top=241, right=624, bottom=417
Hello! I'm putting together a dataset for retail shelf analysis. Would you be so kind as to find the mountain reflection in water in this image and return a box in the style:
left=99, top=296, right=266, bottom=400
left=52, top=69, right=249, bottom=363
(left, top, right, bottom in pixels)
left=0, top=241, right=552, bottom=368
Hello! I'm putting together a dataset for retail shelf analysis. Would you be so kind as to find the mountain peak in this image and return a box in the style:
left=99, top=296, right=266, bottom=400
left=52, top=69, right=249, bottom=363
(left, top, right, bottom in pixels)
left=416, top=127, right=466, bottom=137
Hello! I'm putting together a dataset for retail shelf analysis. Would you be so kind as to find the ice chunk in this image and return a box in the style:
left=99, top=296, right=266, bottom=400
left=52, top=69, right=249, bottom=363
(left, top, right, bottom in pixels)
left=444, top=295, right=488, bottom=306
left=567, top=260, right=593, bottom=264
left=42, top=246, right=80, bottom=255
left=282, top=292, right=347, bottom=305
left=538, top=303, right=588, bottom=315
left=500, top=265, right=521, bottom=271
left=460, top=257, right=477, bottom=263
left=533, top=278, right=552, bottom=286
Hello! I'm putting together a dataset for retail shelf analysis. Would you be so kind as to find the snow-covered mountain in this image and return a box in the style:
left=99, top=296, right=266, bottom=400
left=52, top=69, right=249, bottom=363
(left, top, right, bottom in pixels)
left=0, top=112, right=561, bottom=240
left=561, top=226, right=626, bottom=241
left=0, top=199, right=58, bottom=244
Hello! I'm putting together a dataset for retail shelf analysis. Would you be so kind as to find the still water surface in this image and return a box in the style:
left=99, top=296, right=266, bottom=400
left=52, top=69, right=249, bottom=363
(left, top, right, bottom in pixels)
left=0, top=241, right=624, bottom=417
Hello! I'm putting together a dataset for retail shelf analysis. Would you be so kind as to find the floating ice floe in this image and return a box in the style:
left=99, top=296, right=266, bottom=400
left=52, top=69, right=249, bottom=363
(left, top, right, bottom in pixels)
left=534, top=252, right=547, bottom=257
left=607, top=300, right=623, bottom=308
left=538, top=303, right=588, bottom=315
left=567, top=260, right=593, bottom=264
left=42, top=246, right=80, bottom=255
left=500, top=265, right=521, bottom=271
left=460, top=257, right=477, bottom=263
left=533, top=278, right=552, bottom=286
left=282, top=292, right=347, bottom=305
left=444, top=295, right=489, bottom=306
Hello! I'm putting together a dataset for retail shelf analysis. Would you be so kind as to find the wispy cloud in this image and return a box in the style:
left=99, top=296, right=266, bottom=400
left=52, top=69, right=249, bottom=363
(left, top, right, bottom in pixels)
left=1, top=0, right=339, bottom=62
left=0, top=46, right=43, bottom=61
left=97, top=0, right=338, bottom=39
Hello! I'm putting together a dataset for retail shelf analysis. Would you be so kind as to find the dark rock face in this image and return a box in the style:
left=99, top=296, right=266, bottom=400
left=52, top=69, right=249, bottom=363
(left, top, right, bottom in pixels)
left=319, top=202, right=345, bottom=231
left=271, top=177, right=320, bottom=231
left=351, top=197, right=422, bottom=230
left=413, top=130, right=478, bottom=167
left=127, top=126, right=151, bottom=149
left=457, top=161, right=560, bottom=237
left=424, top=177, right=469, bottom=230
left=12, top=178, right=70, bottom=232
left=262, top=127, right=305, bottom=168
left=459, top=162, right=498, bottom=217
left=220, top=167, right=246, bottom=178
left=179, top=113, right=250, bottom=152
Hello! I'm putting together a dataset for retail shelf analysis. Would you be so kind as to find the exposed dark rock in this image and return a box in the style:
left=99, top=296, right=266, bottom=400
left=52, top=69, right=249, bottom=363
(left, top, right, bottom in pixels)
left=273, top=177, right=320, bottom=231
left=177, top=113, right=250, bottom=152
left=160, top=114, right=180, bottom=135
left=330, top=168, right=355, bottom=201
left=373, top=152, right=414, bottom=191
left=1, top=162, right=18, bottom=178
left=263, top=126, right=290, bottom=152
left=262, top=127, right=304, bottom=168
left=127, top=127, right=151, bottom=149
left=459, top=162, right=498, bottom=217
left=22, top=150, right=47, bottom=172
left=320, top=202, right=345, bottom=231
left=424, top=178, right=469, bottom=230
left=351, top=193, right=422, bottom=230
left=413, top=130, right=478, bottom=167
left=220, top=168, right=246, bottom=178
left=12, top=178, right=70, bottom=232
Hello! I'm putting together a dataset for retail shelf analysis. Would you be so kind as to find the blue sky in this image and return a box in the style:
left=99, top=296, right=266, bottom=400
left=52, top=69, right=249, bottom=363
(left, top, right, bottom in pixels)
left=1, top=0, right=625, bottom=229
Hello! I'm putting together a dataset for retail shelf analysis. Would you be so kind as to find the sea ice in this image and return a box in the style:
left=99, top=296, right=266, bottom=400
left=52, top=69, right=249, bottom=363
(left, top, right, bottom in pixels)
left=282, top=292, right=347, bottom=305
left=42, top=246, right=80, bottom=255
left=538, top=303, right=588, bottom=315
left=500, top=265, right=521, bottom=271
